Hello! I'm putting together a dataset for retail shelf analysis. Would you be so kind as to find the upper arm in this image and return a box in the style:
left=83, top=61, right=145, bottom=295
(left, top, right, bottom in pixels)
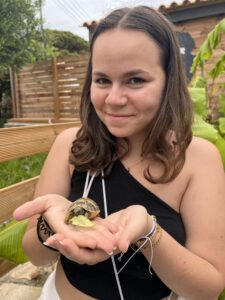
left=34, top=127, right=79, bottom=198
left=180, top=137, right=225, bottom=276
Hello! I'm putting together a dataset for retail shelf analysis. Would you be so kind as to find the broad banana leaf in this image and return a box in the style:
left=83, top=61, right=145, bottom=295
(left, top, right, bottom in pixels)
left=189, top=87, right=207, bottom=116
left=219, top=288, right=225, bottom=300
left=219, top=117, right=225, bottom=135
left=192, top=114, right=218, bottom=143
left=0, top=219, right=28, bottom=264
left=214, top=135, right=225, bottom=168
left=193, top=114, right=225, bottom=168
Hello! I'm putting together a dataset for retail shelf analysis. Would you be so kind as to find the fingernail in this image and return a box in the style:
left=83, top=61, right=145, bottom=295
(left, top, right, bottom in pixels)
left=59, top=241, right=65, bottom=246
left=43, top=242, right=50, bottom=246
left=113, top=246, right=117, bottom=250
left=107, top=251, right=113, bottom=256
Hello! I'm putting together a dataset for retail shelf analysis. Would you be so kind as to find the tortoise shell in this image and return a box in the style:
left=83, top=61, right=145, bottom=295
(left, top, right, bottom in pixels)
left=65, top=197, right=100, bottom=225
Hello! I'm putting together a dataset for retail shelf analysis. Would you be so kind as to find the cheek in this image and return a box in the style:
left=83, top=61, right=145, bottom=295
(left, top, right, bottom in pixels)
left=90, top=85, right=104, bottom=109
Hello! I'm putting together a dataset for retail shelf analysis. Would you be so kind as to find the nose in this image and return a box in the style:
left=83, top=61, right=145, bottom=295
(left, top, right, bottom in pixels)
left=105, top=84, right=127, bottom=106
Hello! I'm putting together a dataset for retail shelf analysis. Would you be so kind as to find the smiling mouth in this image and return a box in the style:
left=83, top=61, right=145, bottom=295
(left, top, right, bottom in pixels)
left=106, top=113, right=133, bottom=118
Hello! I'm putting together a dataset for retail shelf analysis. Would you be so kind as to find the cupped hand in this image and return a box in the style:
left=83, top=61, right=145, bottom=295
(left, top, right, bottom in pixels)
left=44, top=232, right=116, bottom=265
left=13, top=194, right=118, bottom=254
left=106, top=205, right=153, bottom=253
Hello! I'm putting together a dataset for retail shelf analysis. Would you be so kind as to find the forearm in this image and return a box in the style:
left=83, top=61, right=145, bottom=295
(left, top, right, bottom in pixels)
left=22, top=226, right=59, bottom=266
left=142, top=230, right=224, bottom=300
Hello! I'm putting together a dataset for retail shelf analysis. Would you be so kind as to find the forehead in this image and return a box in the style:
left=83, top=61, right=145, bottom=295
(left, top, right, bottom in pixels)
left=92, top=28, right=163, bottom=69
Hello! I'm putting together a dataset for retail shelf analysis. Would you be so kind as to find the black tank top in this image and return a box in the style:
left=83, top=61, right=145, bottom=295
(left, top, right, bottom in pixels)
left=61, top=160, right=186, bottom=299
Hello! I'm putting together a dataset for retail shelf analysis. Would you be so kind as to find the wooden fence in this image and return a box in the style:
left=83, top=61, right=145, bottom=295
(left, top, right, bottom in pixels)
left=0, top=120, right=80, bottom=276
left=10, top=54, right=89, bottom=121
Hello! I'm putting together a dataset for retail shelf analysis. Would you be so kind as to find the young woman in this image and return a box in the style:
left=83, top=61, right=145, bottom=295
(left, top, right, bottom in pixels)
left=14, top=6, right=225, bottom=300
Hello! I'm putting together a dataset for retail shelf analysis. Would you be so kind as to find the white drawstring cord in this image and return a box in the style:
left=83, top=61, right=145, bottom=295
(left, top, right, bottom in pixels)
left=117, top=237, right=153, bottom=275
left=81, top=170, right=125, bottom=299
left=101, top=170, right=125, bottom=300
left=83, top=170, right=97, bottom=198
left=83, top=170, right=154, bottom=300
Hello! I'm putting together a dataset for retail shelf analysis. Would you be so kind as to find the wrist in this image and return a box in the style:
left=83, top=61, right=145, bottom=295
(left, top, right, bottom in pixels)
left=36, top=216, right=58, bottom=252
left=134, top=215, right=163, bottom=250
left=145, top=214, right=154, bottom=236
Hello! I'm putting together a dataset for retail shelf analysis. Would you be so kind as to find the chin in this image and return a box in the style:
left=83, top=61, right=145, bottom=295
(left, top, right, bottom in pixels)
left=107, top=128, right=132, bottom=138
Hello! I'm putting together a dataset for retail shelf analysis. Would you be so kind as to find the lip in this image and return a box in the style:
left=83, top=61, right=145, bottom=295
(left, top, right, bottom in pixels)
left=106, top=113, right=134, bottom=118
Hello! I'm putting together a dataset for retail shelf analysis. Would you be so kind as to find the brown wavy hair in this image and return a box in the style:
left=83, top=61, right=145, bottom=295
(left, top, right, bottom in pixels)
left=70, top=6, right=193, bottom=183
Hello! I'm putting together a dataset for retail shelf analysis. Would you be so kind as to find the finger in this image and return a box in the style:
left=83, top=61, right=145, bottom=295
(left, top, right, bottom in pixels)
left=53, top=238, right=81, bottom=262
left=89, top=230, right=116, bottom=254
left=60, top=225, right=116, bottom=253
left=13, top=198, right=48, bottom=220
left=58, top=240, right=109, bottom=265
left=54, top=232, right=97, bottom=250
left=43, top=235, right=60, bottom=251
left=116, top=229, right=132, bottom=253
left=94, top=217, right=118, bottom=233
left=117, top=210, right=149, bottom=252
left=73, top=226, right=116, bottom=253
left=92, top=222, right=117, bottom=245
left=117, top=223, right=146, bottom=253
left=46, top=235, right=111, bottom=265
left=70, top=222, right=117, bottom=252
left=81, top=248, right=109, bottom=265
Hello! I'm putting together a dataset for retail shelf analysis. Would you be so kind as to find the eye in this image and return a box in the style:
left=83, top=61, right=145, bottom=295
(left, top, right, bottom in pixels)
left=94, top=78, right=111, bottom=85
left=128, top=77, right=145, bottom=85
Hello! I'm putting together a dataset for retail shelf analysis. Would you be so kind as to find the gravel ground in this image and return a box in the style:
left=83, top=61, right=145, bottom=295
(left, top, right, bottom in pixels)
left=0, top=262, right=54, bottom=300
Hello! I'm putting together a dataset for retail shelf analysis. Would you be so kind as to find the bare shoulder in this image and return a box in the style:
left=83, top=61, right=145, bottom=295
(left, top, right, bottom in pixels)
left=181, top=137, right=225, bottom=281
left=188, top=136, right=219, bottom=154
left=54, top=127, right=80, bottom=147
left=186, top=136, right=223, bottom=168
left=34, top=127, right=80, bottom=197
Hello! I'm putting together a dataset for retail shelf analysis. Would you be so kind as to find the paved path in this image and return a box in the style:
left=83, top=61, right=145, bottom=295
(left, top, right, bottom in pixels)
left=0, top=262, right=54, bottom=300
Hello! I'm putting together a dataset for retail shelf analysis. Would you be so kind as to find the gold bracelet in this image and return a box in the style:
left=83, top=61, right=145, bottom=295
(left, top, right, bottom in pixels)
left=151, top=223, right=163, bottom=247
left=134, top=220, right=163, bottom=250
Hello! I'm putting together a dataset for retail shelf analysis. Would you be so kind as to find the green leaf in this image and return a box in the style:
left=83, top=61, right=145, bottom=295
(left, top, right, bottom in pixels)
left=214, top=135, right=225, bottom=169
left=190, top=18, right=225, bottom=74
left=70, top=215, right=94, bottom=227
left=192, top=115, right=225, bottom=168
left=0, top=219, right=28, bottom=264
left=219, top=118, right=225, bottom=135
left=192, top=114, right=218, bottom=143
left=209, top=25, right=220, bottom=49
left=190, top=76, right=206, bottom=88
left=208, top=53, right=225, bottom=79
left=189, top=87, right=207, bottom=116
left=201, top=40, right=212, bottom=60
left=218, top=93, right=225, bottom=114
left=219, top=287, right=225, bottom=300
left=218, top=18, right=225, bottom=32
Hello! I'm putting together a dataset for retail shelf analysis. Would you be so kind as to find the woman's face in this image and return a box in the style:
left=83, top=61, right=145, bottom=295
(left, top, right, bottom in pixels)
left=91, top=28, right=166, bottom=143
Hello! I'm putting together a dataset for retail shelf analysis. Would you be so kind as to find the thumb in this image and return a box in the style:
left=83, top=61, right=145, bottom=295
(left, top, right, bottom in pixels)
left=13, top=197, right=48, bottom=220
left=117, top=214, right=150, bottom=253
left=117, top=222, right=142, bottom=253
left=117, top=229, right=131, bottom=253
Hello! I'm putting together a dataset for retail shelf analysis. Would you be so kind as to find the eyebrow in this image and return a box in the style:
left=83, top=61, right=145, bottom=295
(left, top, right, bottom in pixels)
left=92, top=69, right=150, bottom=77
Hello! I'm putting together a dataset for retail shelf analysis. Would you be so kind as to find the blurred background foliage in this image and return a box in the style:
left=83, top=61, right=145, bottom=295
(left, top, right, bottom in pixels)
left=0, top=0, right=88, bottom=126
left=190, top=18, right=225, bottom=168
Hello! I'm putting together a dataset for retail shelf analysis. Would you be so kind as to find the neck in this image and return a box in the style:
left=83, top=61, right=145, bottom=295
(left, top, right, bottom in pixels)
left=117, top=137, right=144, bottom=159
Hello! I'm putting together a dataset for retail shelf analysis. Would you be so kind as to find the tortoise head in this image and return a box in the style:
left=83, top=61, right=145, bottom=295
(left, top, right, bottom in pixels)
left=64, top=198, right=100, bottom=224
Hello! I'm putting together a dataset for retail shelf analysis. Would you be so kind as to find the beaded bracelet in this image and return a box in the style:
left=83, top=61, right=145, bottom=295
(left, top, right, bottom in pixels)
left=151, top=223, right=163, bottom=247
left=134, top=215, right=163, bottom=250
left=36, top=216, right=58, bottom=252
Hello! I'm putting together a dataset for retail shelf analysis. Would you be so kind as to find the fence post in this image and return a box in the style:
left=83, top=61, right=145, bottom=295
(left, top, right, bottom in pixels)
left=52, top=57, right=60, bottom=120
left=9, top=68, right=20, bottom=118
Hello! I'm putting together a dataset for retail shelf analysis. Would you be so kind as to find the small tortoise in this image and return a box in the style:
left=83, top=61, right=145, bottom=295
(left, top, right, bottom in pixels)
left=65, top=198, right=100, bottom=227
